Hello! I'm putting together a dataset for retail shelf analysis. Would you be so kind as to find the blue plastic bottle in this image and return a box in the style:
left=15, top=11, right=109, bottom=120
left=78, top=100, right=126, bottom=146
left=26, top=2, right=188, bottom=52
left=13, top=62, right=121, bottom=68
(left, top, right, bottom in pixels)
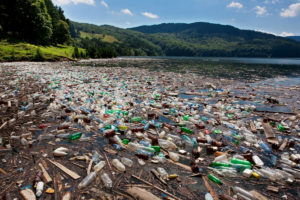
left=260, top=142, right=272, bottom=154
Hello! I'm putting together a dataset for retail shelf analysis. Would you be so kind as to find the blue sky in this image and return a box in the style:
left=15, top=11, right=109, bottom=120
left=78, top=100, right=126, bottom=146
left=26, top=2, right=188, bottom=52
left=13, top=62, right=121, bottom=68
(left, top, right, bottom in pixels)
left=52, top=0, right=300, bottom=36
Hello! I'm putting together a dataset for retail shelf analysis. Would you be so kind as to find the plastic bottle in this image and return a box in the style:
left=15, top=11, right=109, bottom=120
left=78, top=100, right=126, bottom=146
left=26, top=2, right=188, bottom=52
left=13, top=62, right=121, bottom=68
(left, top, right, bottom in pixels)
left=121, top=157, right=133, bottom=167
left=231, top=158, right=251, bottom=166
left=208, top=174, right=222, bottom=185
left=78, top=171, right=97, bottom=190
left=112, top=159, right=126, bottom=172
left=94, top=161, right=106, bottom=171
left=135, top=153, right=149, bottom=160
left=220, top=194, right=237, bottom=200
left=259, top=141, right=272, bottom=154
left=101, top=173, right=113, bottom=188
left=169, top=152, right=179, bottom=162
left=231, top=186, right=255, bottom=200
left=181, top=127, right=193, bottom=134
left=3, top=191, right=12, bottom=200
left=271, top=155, right=277, bottom=167
left=55, top=133, right=70, bottom=138
left=33, top=170, right=43, bottom=187
left=137, top=149, right=154, bottom=157
left=21, top=138, right=28, bottom=145
left=257, top=168, right=277, bottom=181
left=38, top=134, right=55, bottom=140
left=112, top=144, right=123, bottom=150
left=157, top=167, right=168, bottom=180
left=213, top=154, right=227, bottom=162
left=252, top=154, right=264, bottom=166
left=69, top=132, right=82, bottom=140
left=36, top=181, right=44, bottom=197
left=205, top=192, right=214, bottom=200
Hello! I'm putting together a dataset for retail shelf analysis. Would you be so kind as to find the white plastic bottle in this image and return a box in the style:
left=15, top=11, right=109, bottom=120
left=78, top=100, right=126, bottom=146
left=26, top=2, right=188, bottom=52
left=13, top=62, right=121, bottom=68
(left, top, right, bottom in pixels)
left=36, top=181, right=44, bottom=197
left=53, top=151, right=68, bottom=156
left=112, top=159, right=126, bottom=172
left=252, top=154, right=264, bottom=166
left=205, top=192, right=213, bottom=200
left=213, top=154, right=227, bottom=162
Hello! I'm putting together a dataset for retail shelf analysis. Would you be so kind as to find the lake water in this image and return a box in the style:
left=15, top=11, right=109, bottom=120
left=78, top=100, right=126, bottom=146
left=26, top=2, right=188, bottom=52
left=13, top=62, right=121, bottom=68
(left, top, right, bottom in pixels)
left=121, top=56, right=300, bottom=65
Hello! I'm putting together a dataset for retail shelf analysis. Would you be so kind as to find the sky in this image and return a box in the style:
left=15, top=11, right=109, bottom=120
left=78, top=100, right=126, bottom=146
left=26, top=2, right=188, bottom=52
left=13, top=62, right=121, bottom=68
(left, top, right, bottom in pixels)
left=52, top=0, right=300, bottom=36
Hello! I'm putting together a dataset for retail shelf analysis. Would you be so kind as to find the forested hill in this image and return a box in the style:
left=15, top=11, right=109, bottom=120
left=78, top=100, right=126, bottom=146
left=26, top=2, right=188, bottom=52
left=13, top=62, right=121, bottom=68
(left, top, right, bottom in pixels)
left=127, top=22, right=300, bottom=57
left=73, top=21, right=300, bottom=57
left=287, top=36, right=300, bottom=42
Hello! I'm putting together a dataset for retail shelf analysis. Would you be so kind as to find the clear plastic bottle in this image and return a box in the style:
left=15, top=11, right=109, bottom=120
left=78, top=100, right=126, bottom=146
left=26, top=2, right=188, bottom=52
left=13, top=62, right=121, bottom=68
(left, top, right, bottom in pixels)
left=38, top=134, right=55, bottom=140
left=36, top=181, right=44, bottom=197
left=213, top=154, right=227, bottom=162
left=101, top=173, right=113, bottom=188
left=112, top=159, right=126, bottom=172
left=121, top=157, right=133, bottom=167
left=169, top=152, right=179, bottom=162
left=94, top=161, right=106, bottom=172
left=55, top=133, right=70, bottom=138
left=21, top=138, right=28, bottom=145
left=78, top=171, right=97, bottom=190
left=231, top=186, right=255, bottom=200
left=157, top=167, right=168, bottom=180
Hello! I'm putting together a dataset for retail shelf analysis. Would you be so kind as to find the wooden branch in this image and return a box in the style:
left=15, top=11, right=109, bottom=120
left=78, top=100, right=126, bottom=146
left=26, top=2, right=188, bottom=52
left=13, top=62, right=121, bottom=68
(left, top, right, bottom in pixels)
left=202, top=176, right=218, bottom=200
left=47, top=159, right=80, bottom=180
left=132, top=174, right=181, bottom=200
left=104, top=152, right=116, bottom=179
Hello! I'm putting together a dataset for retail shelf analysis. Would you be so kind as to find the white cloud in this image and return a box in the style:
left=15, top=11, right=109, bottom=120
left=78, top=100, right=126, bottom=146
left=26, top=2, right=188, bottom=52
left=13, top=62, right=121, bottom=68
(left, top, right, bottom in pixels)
left=52, top=0, right=95, bottom=6
left=126, top=22, right=130, bottom=25
left=254, top=6, right=268, bottom=16
left=280, top=3, right=300, bottom=17
left=231, top=19, right=235, bottom=20
left=101, top=1, right=108, bottom=8
left=227, top=2, right=243, bottom=9
left=256, top=30, right=294, bottom=37
left=264, top=0, right=279, bottom=4
left=142, top=12, right=159, bottom=19
left=107, top=11, right=119, bottom=14
left=121, top=9, right=133, bottom=16
left=256, top=30, right=277, bottom=35
left=279, top=32, right=294, bottom=36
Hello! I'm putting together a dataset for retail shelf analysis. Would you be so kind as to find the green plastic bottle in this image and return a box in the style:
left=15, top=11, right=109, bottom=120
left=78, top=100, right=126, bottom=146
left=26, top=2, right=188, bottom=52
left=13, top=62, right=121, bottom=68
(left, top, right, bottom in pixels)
left=208, top=174, right=222, bottom=185
left=277, top=124, right=284, bottom=131
left=183, top=115, right=190, bottom=121
left=131, top=117, right=142, bottom=122
left=231, top=158, right=251, bottom=166
left=234, top=140, right=239, bottom=145
left=122, top=139, right=129, bottom=145
left=214, top=129, right=221, bottom=134
left=150, top=146, right=160, bottom=153
left=174, top=123, right=186, bottom=127
left=69, top=132, right=82, bottom=140
left=181, top=127, right=193, bottom=134
left=211, top=162, right=231, bottom=167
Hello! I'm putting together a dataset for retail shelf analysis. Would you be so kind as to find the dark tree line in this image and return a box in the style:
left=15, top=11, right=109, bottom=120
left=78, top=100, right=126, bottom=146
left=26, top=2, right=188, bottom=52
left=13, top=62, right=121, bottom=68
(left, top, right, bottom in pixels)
left=0, top=0, right=71, bottom=45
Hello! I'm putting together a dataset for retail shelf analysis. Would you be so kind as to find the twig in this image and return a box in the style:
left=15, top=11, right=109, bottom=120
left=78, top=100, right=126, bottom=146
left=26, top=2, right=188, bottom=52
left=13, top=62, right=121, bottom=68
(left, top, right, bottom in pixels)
left=104, top=152, right=116, bottom=179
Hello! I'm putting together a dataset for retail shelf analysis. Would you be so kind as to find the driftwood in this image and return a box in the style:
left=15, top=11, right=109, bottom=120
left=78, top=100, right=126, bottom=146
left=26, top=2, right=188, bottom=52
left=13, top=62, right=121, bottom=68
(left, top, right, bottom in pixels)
left=87, top=159, right=93, bottom=175
left=56, top=172, right=63, bottom=192
left=47, top=159, right=80, bottom=179
left=0, top=168, right=7, bottom=174
left=250, top=191, right=269, bottom=200
left=104, top=152, right=116, bottom=179
left=38, top=163, right=52, bottom=183
left=126, top=187, right=161, bottom=200
left=61, top=191, right=71, bottom=200
left=250, top=120, right=257, bottom=133
left=202, top=176, right=218, bottom=200
left=20, top=189, right=36, bottom=200
left=261, top=121, right=278, bottom=144
left=132, top=174, right=181, bottom=200
left=279, top=138, right=288, bottom=151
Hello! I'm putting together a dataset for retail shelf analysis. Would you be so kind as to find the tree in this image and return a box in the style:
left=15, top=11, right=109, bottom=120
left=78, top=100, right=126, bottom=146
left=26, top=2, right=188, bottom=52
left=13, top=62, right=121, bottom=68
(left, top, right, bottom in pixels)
left=69, top=23, right=76, bottom=38
left=56, top=20, right=71, bottom=44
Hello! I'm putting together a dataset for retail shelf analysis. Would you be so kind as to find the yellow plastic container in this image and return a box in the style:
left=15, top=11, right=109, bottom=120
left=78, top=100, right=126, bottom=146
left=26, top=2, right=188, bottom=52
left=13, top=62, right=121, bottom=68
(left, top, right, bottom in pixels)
left=169, top=174, right=178, bottom=179
left=252, top=172, right=260, bottom=179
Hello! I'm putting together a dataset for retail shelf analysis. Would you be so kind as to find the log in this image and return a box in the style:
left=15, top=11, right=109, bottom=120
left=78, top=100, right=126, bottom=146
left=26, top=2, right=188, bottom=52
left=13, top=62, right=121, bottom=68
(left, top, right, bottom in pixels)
left=61, top=191, right=71, bottom=200
left=132, top=174, right=181, bottom=200
left=47, top=159, right=80, bottom=180
left=20, top=189, right=36, bottom=200
left=38, top=163, right=52, bottom=183
left=0, top=168, right=7, bottom=174
left=202, top=176, right=218, bottom=200
left=126, top=187, right=161, bottom=200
